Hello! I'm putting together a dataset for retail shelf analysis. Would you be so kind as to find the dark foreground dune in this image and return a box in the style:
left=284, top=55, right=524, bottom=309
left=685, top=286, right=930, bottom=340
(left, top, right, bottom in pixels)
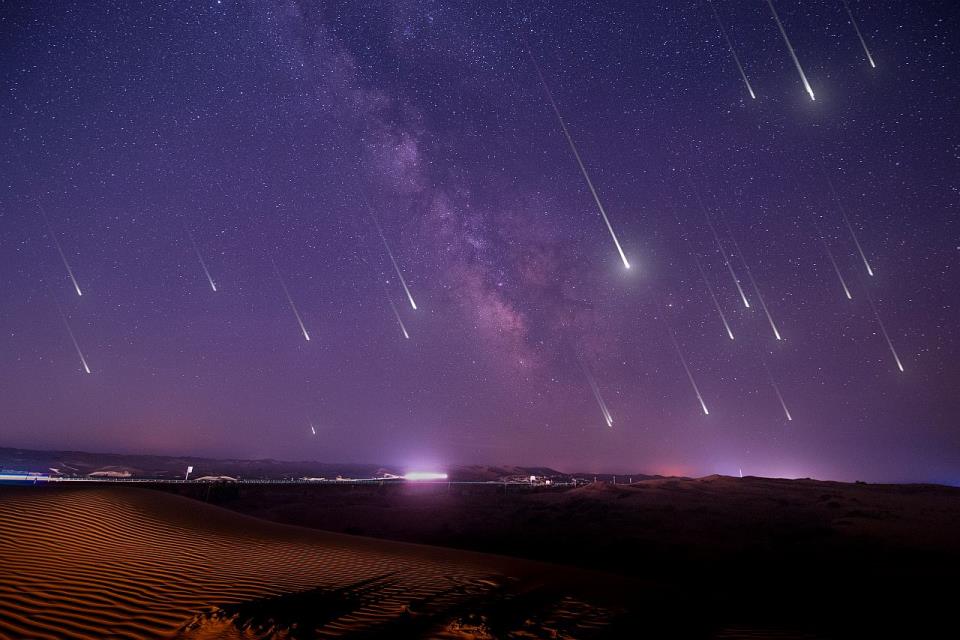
left=0, top=486, right=638, bottom=640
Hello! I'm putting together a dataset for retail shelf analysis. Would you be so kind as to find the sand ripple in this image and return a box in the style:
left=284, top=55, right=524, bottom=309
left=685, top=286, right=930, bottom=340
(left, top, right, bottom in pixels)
left=0, top=487, right=619, bottom=639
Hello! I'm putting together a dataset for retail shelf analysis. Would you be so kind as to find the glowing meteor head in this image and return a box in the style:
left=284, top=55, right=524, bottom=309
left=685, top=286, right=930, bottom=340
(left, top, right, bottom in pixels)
left=403, top=471, right=448, bottom=481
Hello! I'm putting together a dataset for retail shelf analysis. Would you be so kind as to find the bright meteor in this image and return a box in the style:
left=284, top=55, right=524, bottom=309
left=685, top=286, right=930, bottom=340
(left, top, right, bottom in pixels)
left=674, top=211, right=735, bottom=341
left=719, top=215, right=782, bottom=341
left=864, top=287, right=904, bottom=373
left=661, top=308, right=709, bottom=416
left=271, top=258, right=310, bottom=342
left=708, top=0, right=756, bottom=100
left=766, top=0, right=816, bottom=101
left=187, top=230, right=217, bottom=292
left=581, top=359, right=613, bottom=427
left=819, top=164, right=874, bottom=277
left=689, top=179, right=751, bottom=309
left=386, top=290, right=410, bottom=340
left=57, top=305, right=90, bottom=374
left=526, top=48, right=631, bottom=270
left=842, top=0, right=876, bottom=68
left=39, top=204, right=83, bottom=297
left=759, top=350, right=792, bottom=421
left=366, top=203, right=418, bottom=310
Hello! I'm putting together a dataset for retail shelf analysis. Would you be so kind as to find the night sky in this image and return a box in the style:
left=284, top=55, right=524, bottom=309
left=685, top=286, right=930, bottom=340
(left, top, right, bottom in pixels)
left=2, top=1, right=957, bottom=482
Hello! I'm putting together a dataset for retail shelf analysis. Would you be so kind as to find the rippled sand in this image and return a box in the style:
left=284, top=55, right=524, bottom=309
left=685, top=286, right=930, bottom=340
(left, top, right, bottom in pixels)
left=0, top=487, right=625, bottom=639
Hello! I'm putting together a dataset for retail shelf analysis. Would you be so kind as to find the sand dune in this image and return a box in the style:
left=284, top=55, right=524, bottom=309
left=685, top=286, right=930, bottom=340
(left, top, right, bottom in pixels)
left=0, top=486, right=627, bottom=639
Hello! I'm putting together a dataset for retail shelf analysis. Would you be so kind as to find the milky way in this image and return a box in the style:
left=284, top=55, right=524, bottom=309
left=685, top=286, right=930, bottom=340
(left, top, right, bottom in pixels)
left=1, top=0, right=956, bottom=482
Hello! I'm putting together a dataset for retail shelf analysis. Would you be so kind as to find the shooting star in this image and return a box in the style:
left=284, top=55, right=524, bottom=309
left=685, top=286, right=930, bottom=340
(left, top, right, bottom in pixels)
left=187, top=230, right=217, bottom=292
left=271, top=258, right=311, bottom=342
left=708, top=0, right=757, bottom=99
left=718, top=214, right=782, bottom=341
left=766, top=0, right=816, bottom=101
left=863, top=287, right=904, bottom=372
left=739, top=467, right=743, bottom=478
left=366, top=203, right=418, bottom=310
left=57, top=305, right=91, bottom=374
left=694, top=252, right=736, bottom=341
left=386, top=290, right=410, bottom=340
left=39, top=204, right=83, bottom=297
left=818, top=163, right=874, bottom=277
left=759, top=349, right=792, bottom=421
left=581, top=359, right=614, bottom=427
left=789, top=168, right=853, bottom=301
left=817, top=229, right=853, bottom=300
left=661, top=308, right=710, bottom=416
left=674, top=211, right=735, bottom=340
left=526, top=47, right=631, bottom=270
left=309, top=421, right=317, bottom=436
left=688, top=179, right=751, bottom=309
left=842, top=0, right=876, bottom=68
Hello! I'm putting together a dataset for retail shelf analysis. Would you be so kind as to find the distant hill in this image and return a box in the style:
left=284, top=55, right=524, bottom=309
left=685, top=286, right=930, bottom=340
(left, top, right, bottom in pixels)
left=0, top=447, right=577, bottom=482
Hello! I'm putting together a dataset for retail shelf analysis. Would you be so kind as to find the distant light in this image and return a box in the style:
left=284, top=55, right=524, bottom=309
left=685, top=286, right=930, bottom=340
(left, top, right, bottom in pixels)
left=403, top=471, right=448, bottom=481
left=529, top=475, right=537, bottom=482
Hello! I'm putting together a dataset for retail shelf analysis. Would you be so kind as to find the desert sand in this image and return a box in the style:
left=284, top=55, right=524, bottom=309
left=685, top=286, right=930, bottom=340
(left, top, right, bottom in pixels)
left=0, top=486, right=632, bottom=639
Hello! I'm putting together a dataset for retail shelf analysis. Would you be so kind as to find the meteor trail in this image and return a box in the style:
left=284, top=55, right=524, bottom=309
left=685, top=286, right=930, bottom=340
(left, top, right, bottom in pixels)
left=694, top=253, right=736, bottom=341
left=688, top=179, right=751, bottom=309
left=673, top=211, right=735, bottom=340
left=758, top=349, right=792, bottom=421
left=718, top=214, right=782, bottom=341
left=187, top=230, right=217, bottom=292
left=788, top=167, right=853, bottom=301
left=863, top=286, right=904, bottom=372
left=57, top=305, right=90, bottom=374
left=660, top=307, right=710, bottom=416
left=708, top=0, right=757, bottom=99
left=271, top=258, right=310, bottom=342
left=820, top=236, right=853, bottom=300
left=580, top=359, right=613, bottom=427
left=39, top=204, right=82, bottom=297
left=765, top=0, right=816, bottom=101
left=366, top=203, right=418, bottom=310
left=818, top=163, right=874, bottom=277
left=842, top=0, right=876, bottom=68
left=526, top=47, right=631, bottom=270
left=386, top=290, right=410, bottom=340
left=309, top=421, right=317, bottom=436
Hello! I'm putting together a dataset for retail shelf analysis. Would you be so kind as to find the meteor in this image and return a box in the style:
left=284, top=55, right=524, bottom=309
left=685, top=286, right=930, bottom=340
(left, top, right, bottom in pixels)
left=39, top=204, right=82, bottom=297
left=819, top=163, right=874, bottom=277
left=789, top=168, right=853, bottom=301
left=694, top=252, right=736, bottom=341
left=673, top=211, right=735, bottom=340
left=661, top=310, right=709, bottom=416
left=526, top=47, right=631, bottom=270
left=708, top=0, right=757, bottom=99
left=863, top=287, right=904, bottom=372
left=719, top=215, right=782, bottom=341
left=818, top=232, right=853, bottom=300
left=271, top=258, right=310, bottom=342
left=309, top=421, right=317, bottom=436
left=366, top=202, right=418, bottom=310
left=57, top=305, right=91, bottom=374
left=187, top=230, right=217, bottom=292
left=581, top=359, right=614, bottom=427
left=386, top=291, right=410, bottom=340
left=759, top=350, right=792, bottom=421
left=688, top=179, right=751, bottom=309
left=765, top=0, right=816, bottom=101
left=842, top=0, right=876, bottom=68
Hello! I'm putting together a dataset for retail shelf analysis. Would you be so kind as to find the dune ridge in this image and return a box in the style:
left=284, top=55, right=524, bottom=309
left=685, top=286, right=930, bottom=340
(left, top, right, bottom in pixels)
left=0, top=486, right=623, bottom=639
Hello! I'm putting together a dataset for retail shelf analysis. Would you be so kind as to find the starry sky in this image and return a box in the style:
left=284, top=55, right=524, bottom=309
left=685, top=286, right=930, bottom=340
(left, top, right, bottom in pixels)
left=2, top=0, right=957, bottom=482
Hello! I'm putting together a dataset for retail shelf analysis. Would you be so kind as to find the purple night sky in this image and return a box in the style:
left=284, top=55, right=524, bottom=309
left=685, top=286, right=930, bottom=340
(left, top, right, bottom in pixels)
left=1, top=0, right=957, bottom=482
